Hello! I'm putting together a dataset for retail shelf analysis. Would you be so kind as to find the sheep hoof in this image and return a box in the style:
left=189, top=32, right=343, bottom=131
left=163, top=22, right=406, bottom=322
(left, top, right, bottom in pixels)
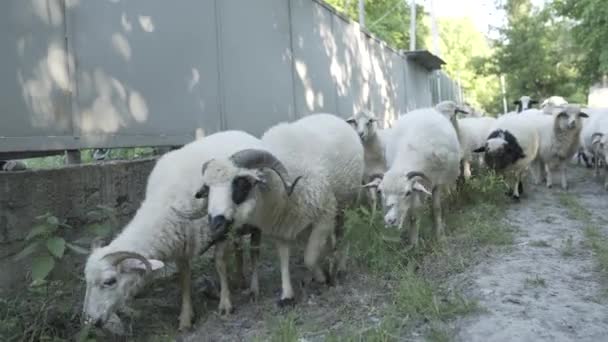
left=547, top=184, right=553, bottom=189
left=178, top=322, right=193, bottom=333
left=218, top=304, right=234, bottom=316
left=511, top=195, right=520, bottom=202
left=277, top=297, right=296, bottom=308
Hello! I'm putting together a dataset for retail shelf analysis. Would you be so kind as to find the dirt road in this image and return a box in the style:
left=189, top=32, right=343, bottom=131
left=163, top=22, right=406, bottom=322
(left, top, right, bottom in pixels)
left=454, top=166, right=608, bottom=342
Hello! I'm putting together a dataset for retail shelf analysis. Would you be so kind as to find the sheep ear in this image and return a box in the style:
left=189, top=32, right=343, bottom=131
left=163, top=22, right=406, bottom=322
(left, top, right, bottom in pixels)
left=579, top=112, right=589, bottom=118
left=412, top=181, right=432, bottom=196
left=346, top=117, right=356, bottom=125
left=592, top=133, right=604, bottom=146
left=121, top=259, right=165, bottom=273
left=513, top=100, right=520, bottom=105
left=530, top=99, right=539, bottom=104
left=473, top=146, right=487, bottom=153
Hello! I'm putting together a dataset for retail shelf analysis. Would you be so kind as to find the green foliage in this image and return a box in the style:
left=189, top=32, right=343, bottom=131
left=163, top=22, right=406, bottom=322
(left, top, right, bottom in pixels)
left=324, top=0, right=429, bottom=50
left=553, top=0, right=608, bottom=87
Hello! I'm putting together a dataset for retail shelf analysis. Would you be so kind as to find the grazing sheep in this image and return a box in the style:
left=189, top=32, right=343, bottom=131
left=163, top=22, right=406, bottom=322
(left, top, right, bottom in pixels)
left=365, top=107, right=461, bottom=247
left=457, top=116, right=497, bottom=179
left=346, top=110, right=388, bottom=212
left=197, top=113, right=364, bottom=306
left=82, top=130, right=263, bottom=331
left=521, top=104, right=588, bottom=189
left=474, top=113, right=540, bottom=200
left=513, top=95, right=538, bottom=113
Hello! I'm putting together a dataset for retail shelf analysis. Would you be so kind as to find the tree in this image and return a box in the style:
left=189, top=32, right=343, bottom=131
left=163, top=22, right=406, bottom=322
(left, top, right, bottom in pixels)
left=429, top=17, right=501, bottom=114
left=553, top=0, right=608, bottom=87
left=324, top=0, right=429, bottom=51
left=482, top=0, right=586, bottom=107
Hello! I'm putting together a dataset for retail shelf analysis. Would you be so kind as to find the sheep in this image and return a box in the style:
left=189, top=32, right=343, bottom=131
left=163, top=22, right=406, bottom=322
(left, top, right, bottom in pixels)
left=473, top=113, right=540, bottom=200
left=196, top=113, right=364, bottom=306
left=81, top=130, right=264, bottom=331
left=520, top=104, right=588, bottom=189
left=346, top=110, right=389, bottom=213
left=364, top=106, right=461, bottom=247
left=580, top=108, right=608, bottom=188
left=513, top=95, right=538, bottom=113
left=541, top=96, right=568, bottom=109
left=434, top=101, right=471, bottom=185
left=0, top=160, right=27, bottom=171
left=457, top=116, right=497, bottom=179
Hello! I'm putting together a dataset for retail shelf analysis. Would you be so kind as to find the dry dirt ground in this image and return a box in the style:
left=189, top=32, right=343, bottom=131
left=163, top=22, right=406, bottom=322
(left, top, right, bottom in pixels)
left=452, top=165, right=608, bottom=342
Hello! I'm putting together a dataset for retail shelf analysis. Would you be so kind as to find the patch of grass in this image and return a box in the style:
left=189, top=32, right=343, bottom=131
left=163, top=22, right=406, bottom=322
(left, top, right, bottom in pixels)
left=426, top=323, right=451, bottom=342
left=266, top=313, right=299, bottom=342
left=524, top=275, right=547, bottom=288
left=557, top=193, right=587, bottom=221
left=584, top=226, right=608, bottom=274
left=337, top=171, right=511, bottom=339
left=529, top=240, right=551, bottom=248
left=561, top=235, right=576, bottom=257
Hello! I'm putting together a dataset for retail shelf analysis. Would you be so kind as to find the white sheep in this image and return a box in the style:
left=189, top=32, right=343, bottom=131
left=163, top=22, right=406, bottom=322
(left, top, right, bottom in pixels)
left=346, top=110, right=389, bottom=212
left=580, top=108, right=608, bottom=188
left=473, top=113, right=540, bottom=200
left=197, top=113, right=364, bottom=306
left=457, top=116, right=497, bottom=179
left=541, top=95, right=568, bottom=109
left=521, top=104, right=588, bottom=189
left=82, top=130, right=263, bottom=331
left=365, top=107, right=461, bottom=247
left=0, top=160, right=27, bottom=171
left=513, top=95, right=538, bottom=113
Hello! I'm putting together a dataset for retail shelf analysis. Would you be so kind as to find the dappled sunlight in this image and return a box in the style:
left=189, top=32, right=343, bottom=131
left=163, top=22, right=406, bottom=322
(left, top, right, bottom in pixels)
left=31, top=0, right=63, bottom=27
left=17, top=41, right=72, bottom=130
left=77, top=68, right=150, bottom=134
left=111, top=32, right=131, bottom=61
left=138, top=15, right=154, bottom=32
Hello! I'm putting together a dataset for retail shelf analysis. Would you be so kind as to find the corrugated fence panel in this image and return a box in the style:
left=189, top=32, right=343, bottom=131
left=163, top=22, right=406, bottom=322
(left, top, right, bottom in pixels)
left=0, top=0, right=73, bottom=152
left=218, top=0, right=296, bottom=137
left=69, top=0, right=221, bottom=147
left=290, top=0, right=338, bottom=116
left=0, top=0, right=463, bottom=156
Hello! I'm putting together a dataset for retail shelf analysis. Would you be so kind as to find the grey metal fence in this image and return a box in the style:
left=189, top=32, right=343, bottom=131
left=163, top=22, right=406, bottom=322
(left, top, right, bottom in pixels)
left=0, top=0, right=461, bottom=157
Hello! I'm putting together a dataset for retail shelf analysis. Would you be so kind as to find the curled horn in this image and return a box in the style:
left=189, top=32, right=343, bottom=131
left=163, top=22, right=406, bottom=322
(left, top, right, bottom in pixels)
left=102, top=251, right=152, bottom=274
left=406, top=171, right=431, bottom=183
left=229, top=149, right=303, bottom=196
left=201, top=158, right=214, bottom=176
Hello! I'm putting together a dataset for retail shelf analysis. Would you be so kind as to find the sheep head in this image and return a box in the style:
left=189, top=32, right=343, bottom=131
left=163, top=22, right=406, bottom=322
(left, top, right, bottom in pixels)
left=435, top=101, right=469, bottom=120
left=365, top=170, right=432, bottom=228
left=513, top=95, right=538, bottom=113
left=196, top=149, right=302, bottom=234
left=346, top=109, right=378, bottom=142
left=82, top=241, right=164, bottom=328
left=473, top=129, right=525, bottom=171
left=592, top=133, right=608, bottom=162
left=553, top=104, right=588, bottom=130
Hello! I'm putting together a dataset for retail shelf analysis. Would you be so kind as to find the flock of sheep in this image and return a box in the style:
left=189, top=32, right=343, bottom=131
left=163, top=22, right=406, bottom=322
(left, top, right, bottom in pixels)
left=79, top=96, right=608, bottom=333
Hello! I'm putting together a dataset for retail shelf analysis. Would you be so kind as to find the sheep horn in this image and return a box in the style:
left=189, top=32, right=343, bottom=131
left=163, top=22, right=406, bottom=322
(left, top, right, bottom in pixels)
left=229, top=149, right=302, bottom=196
left=170, top=206, right=206, bottom=220
left=406, top=171, right=431, bottom=183
left=201, top=158, right=215, bottom=176
left=102, top=251, right=152, bottom=274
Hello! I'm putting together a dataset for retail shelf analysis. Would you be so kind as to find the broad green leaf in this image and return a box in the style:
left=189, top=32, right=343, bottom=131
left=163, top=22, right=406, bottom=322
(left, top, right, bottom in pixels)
left=89, top=223, right=112, bottom=237
left=25, top=224, right=53, bottom=241
left=46, top=237, right=66, bottom=258
left=13, top=241, right=39, bottom=261
left=31, top=255, right=55, bottom=281
left=66, top=242, right=90, bottom=255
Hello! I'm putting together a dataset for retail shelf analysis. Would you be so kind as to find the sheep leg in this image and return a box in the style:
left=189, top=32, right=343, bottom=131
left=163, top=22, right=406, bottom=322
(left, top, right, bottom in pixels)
left=406, top=211, right=419, bottom=247
left=177, top=258, right=193, bottom=331
left=369, top=188, right=378, bottom=218
left=304, top=215, right=334, bottom=285
left=431, top=186, right=445, bottom=241
left=463, top=159, right=472, bottom=180
left=545, top=163, right=553, bottom=188
left=595, top=155, right=601, bottom=179
left=560, top=163, right=568, bottom=190
left=233, top=235, right=247, bottom=289
left=531, top=159, right=542, bottom=185
left=277, top=242, right=295, bottom=306
left=214, top=241, right=233, bottom=315
left=511, top=172, right=522, bottom=200
left=247, top=228, right=261, bottom=300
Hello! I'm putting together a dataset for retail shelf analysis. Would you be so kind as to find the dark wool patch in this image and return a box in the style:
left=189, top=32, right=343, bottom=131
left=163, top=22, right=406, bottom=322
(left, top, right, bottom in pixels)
left=484, top=129, right=526, bottom=171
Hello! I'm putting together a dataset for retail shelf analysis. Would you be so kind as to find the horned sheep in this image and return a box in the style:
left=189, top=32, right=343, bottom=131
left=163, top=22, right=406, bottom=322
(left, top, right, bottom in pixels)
left=580, top=108, right=608, bottom=189
left=197, top=113, right=364, bottom=306
left=81, top=130, right=263, bottom=331
left=474, top=112, right=540, bottom=200
left=365, top=106, right=461, bottom=247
